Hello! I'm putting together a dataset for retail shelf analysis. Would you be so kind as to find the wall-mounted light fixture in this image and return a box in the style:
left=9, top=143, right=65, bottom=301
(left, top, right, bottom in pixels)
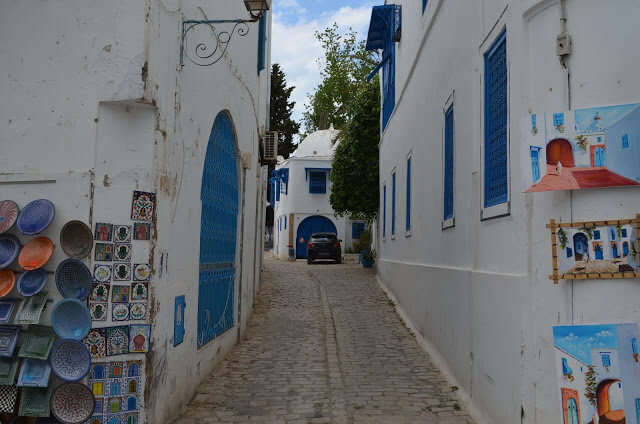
left=180, top=0, right=270, bottom=67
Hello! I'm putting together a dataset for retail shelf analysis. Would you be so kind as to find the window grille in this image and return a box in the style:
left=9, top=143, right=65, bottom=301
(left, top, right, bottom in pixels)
left=444, top=105, right=454, bottom=221
left=309, top=171, right=327, bottom=193
left=406, top=157, right=411, bottom=232
left=392, top=172, right=396, bottom=236
left=352, top=223, right=365, bottom=239
left=553, top=113, right=564, bottom=127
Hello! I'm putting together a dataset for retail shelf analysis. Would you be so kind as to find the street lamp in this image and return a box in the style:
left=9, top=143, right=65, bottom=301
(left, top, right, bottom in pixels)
left=244, top=0, right=270, bottom=20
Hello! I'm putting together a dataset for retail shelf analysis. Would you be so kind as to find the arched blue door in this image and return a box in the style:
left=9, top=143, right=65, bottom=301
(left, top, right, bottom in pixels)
left=623, top=242, right=629, bottom=257
left=296, top=216, right=337, bottom=259
left=198, top=112, right=238, bottom=347
left=573, top=233, right=589, bottom=261
left=595, top=244, right=603, bottom=260
left=567, top=398, right=579, bottom=424
left=612, top=243, right=619, bottom=258
left=594, top=147, right=605, bottom=167
left=530, top=148, right=540, bottom=182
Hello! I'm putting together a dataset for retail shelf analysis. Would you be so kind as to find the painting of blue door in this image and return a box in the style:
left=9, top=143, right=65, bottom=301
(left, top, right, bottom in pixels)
left=198, top=112, right=238, bottom=347
left=567, top=398, right=579, bottom=424
left=595, top=244, right=604, bottom=260
left=635, top=398, right=640, bottom=424
left=623, top=241, right=629, bottom=257
left=530, top=147, right=541, bottom=182
left=612, top=242, right=619, bottom=258
left=594, top=147, right=605, bottom=167
left=573, top=233, right=589, bottom=261
left=296, top=216, right=337, bottom=259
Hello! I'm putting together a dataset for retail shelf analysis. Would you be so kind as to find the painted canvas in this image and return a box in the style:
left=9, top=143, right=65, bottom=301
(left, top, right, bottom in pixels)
left=523, top=103, right=640, bottom=192
left=553, top=323, right=640, bottom=424
left=548, top=216, right=639, bottom=283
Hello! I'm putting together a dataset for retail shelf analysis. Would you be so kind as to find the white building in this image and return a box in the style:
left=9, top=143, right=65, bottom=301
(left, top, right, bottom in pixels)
left=1, top=0, right=271, bottom=422
left=365, top=1, right=640, bottom=423
left=271, top=127, right=365, bottom=260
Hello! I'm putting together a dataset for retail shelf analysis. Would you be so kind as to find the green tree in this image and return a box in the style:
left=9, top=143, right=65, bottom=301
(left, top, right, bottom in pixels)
left=329, top=79, right=380, bottom=221
left=302, top=24, right=378, bottom=134
left=270, top=63, right=300, bottom=159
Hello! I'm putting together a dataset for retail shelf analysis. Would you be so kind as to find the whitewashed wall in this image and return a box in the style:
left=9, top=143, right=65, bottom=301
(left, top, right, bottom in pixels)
left=376, top=1, right=640, bottom=423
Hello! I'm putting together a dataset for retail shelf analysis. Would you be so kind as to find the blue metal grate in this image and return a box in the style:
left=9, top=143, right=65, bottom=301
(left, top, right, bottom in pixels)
left=391, top=172, right=396, bottom=235
left=309, top=171, right=327, bottom=193
left=257, top=13, right=267, bottom=73
left=352, top=222, right=365, bottom=239
left=484, top=30, right=508, bottom=208
left=383, top=185, right=386, bottom=238
left=198, top=112, right=238, bottom=347
left=406, top=157, right=411, bottom=231
left=444, top=105, right=454, bottom=220
left=553, top=113, right=564, bottom=127
left=382, top=46, right=395, bottom=131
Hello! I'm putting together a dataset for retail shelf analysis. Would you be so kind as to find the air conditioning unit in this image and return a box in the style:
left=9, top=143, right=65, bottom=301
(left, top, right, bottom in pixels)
left=263, top=131, right=278, bottom=162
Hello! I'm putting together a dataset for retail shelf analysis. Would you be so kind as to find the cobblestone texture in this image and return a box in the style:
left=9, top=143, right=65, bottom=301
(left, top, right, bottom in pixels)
left=176, top=257, right=475, bottom=424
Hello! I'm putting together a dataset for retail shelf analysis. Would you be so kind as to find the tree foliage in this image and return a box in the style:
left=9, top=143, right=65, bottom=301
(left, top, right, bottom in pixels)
left=330, top=79, right=380, bottom=221
left=270, top=63, right=300, bottom=159
left=302, top=24, right=378, bottom=134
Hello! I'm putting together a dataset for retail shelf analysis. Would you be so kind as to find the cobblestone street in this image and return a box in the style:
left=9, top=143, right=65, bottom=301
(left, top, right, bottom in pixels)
left=177, top=256, right=475, bottom=424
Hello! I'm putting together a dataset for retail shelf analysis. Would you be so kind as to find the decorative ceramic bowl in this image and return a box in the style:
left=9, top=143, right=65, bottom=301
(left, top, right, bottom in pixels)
left=0, top=234, right=20, bottom=270
left=51, top=298, right=91, bottom=340
left=49, top=339, right=91, bottom=382
left=60, top=221, right=93, bottom=259
left=0, top=270, right=16, bottom=298
left=0, top=201, right=19, bottom=235
left=50, top=382, right=95, bottom=424
left=55, top=259, right=92, bottom=300
left=16, top=199, right=55, bottom=235
left=17, top=237, right=54, bottom=271
left=17, top=268, right=48, bottom=297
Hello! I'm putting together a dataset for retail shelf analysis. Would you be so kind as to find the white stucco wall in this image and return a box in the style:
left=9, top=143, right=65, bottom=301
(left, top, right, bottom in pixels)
left=374, top=1, right=640, bottom=423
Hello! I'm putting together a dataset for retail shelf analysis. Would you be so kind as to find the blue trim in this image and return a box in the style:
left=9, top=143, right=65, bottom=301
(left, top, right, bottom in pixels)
left=257, top=13, right=267, bottom=73
left=444, top=105, right=454, bottom=220
left=483, top=29, right=508, bottom=208
left=304, top=168, right=331, bottom=180
left=392, top=171, right=396, bottom=235
left=365, top=5, right=402, bottom=51
left=406, top=157, right=411, bottom=232
left=309, top=171, right=327, bottom=194
left=174, top=295, right=186, bottom=347
left=622, top=133, right=629, bottom=149
left=553, top=113, right=564, bottom=127
left=422, top=0, right=428, bottom=12
left=383, top=184, right=386, bottom=238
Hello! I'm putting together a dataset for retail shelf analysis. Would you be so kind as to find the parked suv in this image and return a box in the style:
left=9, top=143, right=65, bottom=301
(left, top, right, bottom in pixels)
left=307, top=233, right=341, bottom=264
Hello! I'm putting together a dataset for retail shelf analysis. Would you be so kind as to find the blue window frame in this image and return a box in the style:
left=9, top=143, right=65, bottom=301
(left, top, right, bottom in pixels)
left=284, top=216, right=287, bottom=230
left=406, top=157, right=411, bottom=232
left=622, top=228, right=628, bottom=238
left=309, top=171, right=327, bottom=193
left=383, top=184, right=387, bottom=239
left=622, top=133, right=629, bottom=149
left=392, top=171, right=396, bottom=236
left=632, top=338, right=638, bottom=355
left=597, top=136, right=602, bottom=143
left=352, top=223, right=365, bottom=239
left=444, top=105, right=454, bottom=221
left=611, top=228, right=616, bottom=240
left=562, top=358, right=572, bottom=375
left=257, top=13, right=267, bottom=73
left=601, top=353, right=611, bottom=367
left=381, top=42, right=396, bottom=130
left=566, top=247, right=573, bottom=258
left=594, top=230, right=601, bottom=240
left=422, top=0, right=428, bottom=13
left=484, top=29, right=508, bottom=208
left=553, top=113, right=564, bottom=127
left=531, top=114, right=537, bottom=128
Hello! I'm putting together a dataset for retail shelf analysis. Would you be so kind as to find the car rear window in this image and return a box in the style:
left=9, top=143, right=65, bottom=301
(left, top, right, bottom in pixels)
left=311, top=234, right=337, bottom=242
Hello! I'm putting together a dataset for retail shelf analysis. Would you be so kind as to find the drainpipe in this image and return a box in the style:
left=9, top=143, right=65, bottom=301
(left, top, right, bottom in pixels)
left=237, top=165, right=247, bottom=344
left=557, top=0, right=572, bottom=110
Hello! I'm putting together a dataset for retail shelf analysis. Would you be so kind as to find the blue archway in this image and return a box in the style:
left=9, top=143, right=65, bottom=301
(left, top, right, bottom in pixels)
left=296, top=216, right=337, bottom=259
left=198, top=111, right=238, bottom=347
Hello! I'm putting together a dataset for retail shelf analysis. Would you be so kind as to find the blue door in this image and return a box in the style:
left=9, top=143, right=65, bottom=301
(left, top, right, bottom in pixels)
left=530, top=149, right=540, bottom=182
left=573, top=233, right=589, bottom=260
left=594, top=147, right=605, bottom=167
left=198, top=112, right=238, bottom=347
left=623, top=242, right=629, bottom=257
left=567, top=398, right=579, bottom=424
left=635, top=398, right=640, bottom=424
left=595, top=244, right=603, bottom=260
left=613, top=243, right=619, bottom=258
left=296, top=216, right=337, bottom=259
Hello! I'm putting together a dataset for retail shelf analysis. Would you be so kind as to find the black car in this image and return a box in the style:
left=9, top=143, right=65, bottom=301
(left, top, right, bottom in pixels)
left=307, top=233, right=341, bottom=264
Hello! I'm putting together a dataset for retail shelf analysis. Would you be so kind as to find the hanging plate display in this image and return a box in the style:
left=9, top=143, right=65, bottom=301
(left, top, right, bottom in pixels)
left=18, top=385, right=52, bottom=417
left=49, top=339, right=91, bottom=382
left=16, top=199, right=55, bottom=235
left=18, top=325, right=55, bottom=360
left=17, top=268, right=48, bottom=297
left=14, top=291, right=48, bottom=325
left=51, top=298, right=92, bottom=340
left=0, top=200, right=19, bottom=235
left=55, top=258, right=92, bottom=300
left=17, top=358, right=51, bottom=387
left=0, top=384, right=18, bottom=413
left=0, top=299, right=18, bottom=323
left=0, top=326, right=20, bottom=358
left=0, top=270, right=15, bottom=298
left=0, top=234, right=20, bottom=270
left=50, top=382, right=95, bottom=424
left=60, top=220, right=93, bottom=259
left=18, top=237, right=54, bottom=270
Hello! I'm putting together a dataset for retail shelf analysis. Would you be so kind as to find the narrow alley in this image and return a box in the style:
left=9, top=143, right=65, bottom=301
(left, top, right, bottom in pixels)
left=177, top=257, right=475, bottom=424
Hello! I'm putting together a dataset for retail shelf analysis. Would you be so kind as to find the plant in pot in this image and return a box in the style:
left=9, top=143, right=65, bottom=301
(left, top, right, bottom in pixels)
left=361, top=249, right=375, bottom=268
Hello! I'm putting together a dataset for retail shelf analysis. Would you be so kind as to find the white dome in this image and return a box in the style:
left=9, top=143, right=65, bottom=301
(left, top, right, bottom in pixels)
left=291, top=125, right=340, bottom=159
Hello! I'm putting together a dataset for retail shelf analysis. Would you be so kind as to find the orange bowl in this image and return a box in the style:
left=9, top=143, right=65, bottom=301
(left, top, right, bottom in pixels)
left=18, top=237, right=54, bottom=270
left=0, top=269, right=15, bottom=297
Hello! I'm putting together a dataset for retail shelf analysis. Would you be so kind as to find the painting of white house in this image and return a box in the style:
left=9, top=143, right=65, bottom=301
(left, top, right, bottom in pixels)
left=523, top=103, right=640, bottom=192
left=553, top=323, right=640, bottom=424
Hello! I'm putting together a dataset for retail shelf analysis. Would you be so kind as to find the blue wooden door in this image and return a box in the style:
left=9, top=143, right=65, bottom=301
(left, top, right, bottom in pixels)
left=595, top=244, right=603, bottom=260
left=613, top=243, right=619, bottom=258
left=594, top=147, right=605, bottom=167
left=573, top=233, right=589, bottom=260
left=635, top=398, right=640, bottom=424
left=567, top=398, right=578, bottom=424
left=296, top=216, right=337, bottom=258
left=530, top=149, right=540, bottom=182
left=623, top=242, right=629, bottom=257
left=198, top=112, right=238, bottom=347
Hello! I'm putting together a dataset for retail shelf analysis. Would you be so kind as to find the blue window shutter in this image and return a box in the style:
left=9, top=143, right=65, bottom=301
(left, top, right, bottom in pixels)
left=406, top=158, right=411, bottom=232
left=632, top=338, right=638, bottom=355
left=383, top=185, right=387, bottom=238
left=566, top=247, right=573, bottom=258
left=484, top=29, right=508, bottom=208
left=622, top=228, right=628, bottom=238
left=392, top=172, right=396, bottom=235
left=622, top=134, right=629, bottom=149
left=284, top=217, right=287, bottom=230
left=553, top=113, right=564, bottom=127
left=594, top=230, right=600, bottom=240
left=382, top=46, right=396, bottom=131
left=257, top=14, right=267, bottom=73
left=352, top=223, right=365, bottom=239
left=309, top=171, right=327, bottom=193
left=444, top=105, right=454, bottom=220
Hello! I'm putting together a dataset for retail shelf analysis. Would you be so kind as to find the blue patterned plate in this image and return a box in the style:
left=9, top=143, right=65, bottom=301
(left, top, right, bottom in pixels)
left=0, top=299, right=18, bottom=323
left=0, top=326, right=20, bottom=358
left=17, top=268, right=48, bottom=297
left=55, top=258, right=92, bottom=300
left=49, top=339, right=91, bottom=382
left=16, top=199, right=55, bottom=235
left=17, top=358, right=51, bottom=387
left=0, top=234, right=20, bottom=270
left=52, top=298, right=91, bottom=340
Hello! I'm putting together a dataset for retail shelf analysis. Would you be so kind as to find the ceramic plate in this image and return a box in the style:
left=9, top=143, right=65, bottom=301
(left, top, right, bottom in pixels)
left=0, top=270, right=15, bottom=298
left=0, top=200, right=19, bottom=235
left=16, top=199, right=55, bottom=235
left=51, top=382, right=95, bottom=424
left=17, top=268, right=48, bottom=297
left=49, top=339, right=91, bottom=382
left=0, top=234, right=20, bottom=270
left=17, top=237, right=54, bottom=271
left=0, top=299, right=18, bottom=323
left=0, top=326, right=20, bottom=358
left=52, top=298, right=92, bottom=340
left=55, top=258, right=92, bottom=300
left=17, top=358, right=51, bottom=387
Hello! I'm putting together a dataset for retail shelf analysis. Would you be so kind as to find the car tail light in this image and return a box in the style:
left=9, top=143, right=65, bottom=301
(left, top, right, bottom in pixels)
left=334, top=242, right=340, bottom=248
left=308, top=243, right=313, bottom=248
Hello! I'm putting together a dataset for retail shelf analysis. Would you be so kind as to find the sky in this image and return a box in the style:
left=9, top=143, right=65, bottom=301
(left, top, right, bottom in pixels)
left=553, top=324, right=618, bottom=365
left=575, top=103, right=640, bottom=132
left=271, top=0, right=377, bottom=131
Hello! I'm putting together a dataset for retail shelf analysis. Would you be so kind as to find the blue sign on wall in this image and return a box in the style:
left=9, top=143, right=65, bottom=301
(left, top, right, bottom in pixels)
left=174, top=295, right=186, bottom=346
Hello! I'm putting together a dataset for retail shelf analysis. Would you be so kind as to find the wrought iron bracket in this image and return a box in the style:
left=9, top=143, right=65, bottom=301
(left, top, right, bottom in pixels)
left=180, top=19, right=253, bottom=67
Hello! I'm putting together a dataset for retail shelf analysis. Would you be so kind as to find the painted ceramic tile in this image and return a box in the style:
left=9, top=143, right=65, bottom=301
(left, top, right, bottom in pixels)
left=124, top=412, right=139, bottom=423
left=0, top=355, right=20, bottom=386
left=90, top=303, right=108, bottom=321
left=89, top=416, right=105, bottom=424
left=92, top=399, right=104, bottom=416
left=106, top=414, right=123, bottom=424
left=0, top=326, right=20, bottom=359
left=112, top=304, right=129, bottom=322
left=114, top=244, right=131, bottom=262
left=93, top=265, right=112, bottom=283
left=91, top=362, right=109, bottom=380
left=126, top=378, right=140, bottom=394
left=552, top=323, right=640, bottom=424
left=113, top=263, right=131, bottom=281
left=109, top=362, right=124, bottom=379
left=126, top=361, right=141, bottom=378
left=123, top=394, right=139, bottom=411
left=129, top=303, right=146, bottom=321
left=133, top=223, right=151, bottom=241
left=130, top=283, right=148, bottom=301
left=91, top=284, right=110, bottom=303
left=523, top=103, right=640, bottom=192
left=18, top=385, right=52, bottom=417
left=91, top=381, right=105, bottom=397
left=131, top=191, right=156, bottom=221
left=83, top=328, right=107, bottom=358
left=0, top=299, right=18, bottom=324
left=0, top=385, right=17, bottom=413
left=111, top=285, right=130, bottom=303
left=95, top=223, right=114, bottom=242
left=18, top=325, right=55, bottom=360
left=132, top=263, right=150, bottom=282
left=113, top=225, right=132, bottom=243
left=129, top=324, right=151, bottom=353
left=107, top=397, right=122, bottom=414
left=95, top=243, right=114, bottom=262
left=17, top=358, right=50, bottom=387
left=109, top=380, right=122, bottom=396
left=106, top=327, right=129, bottom=356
